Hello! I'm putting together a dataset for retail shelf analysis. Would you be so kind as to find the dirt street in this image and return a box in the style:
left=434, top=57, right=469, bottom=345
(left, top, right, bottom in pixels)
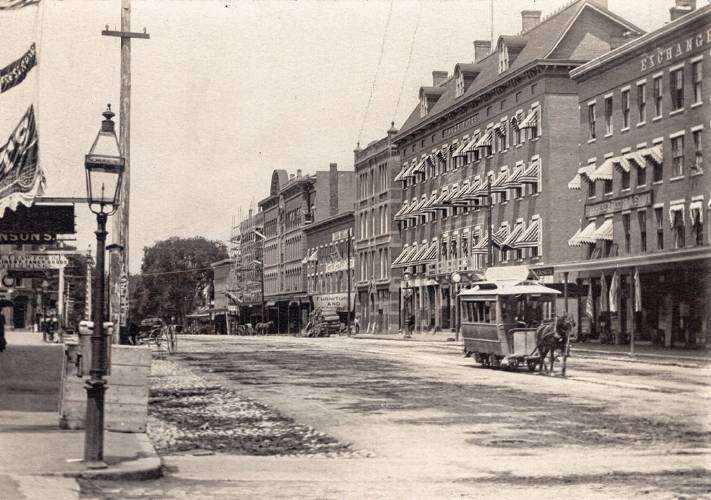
left=81, top=335, right=711, bottom=499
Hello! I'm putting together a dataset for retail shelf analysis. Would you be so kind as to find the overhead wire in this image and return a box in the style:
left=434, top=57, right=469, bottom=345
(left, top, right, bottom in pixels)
left=392, top=2, right=421, bottom=124
left=357, top=0, right=395, bottom=144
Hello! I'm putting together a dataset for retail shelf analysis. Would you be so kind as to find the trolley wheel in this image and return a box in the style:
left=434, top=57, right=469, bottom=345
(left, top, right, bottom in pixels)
left=526, top=359, right=538, bottom=372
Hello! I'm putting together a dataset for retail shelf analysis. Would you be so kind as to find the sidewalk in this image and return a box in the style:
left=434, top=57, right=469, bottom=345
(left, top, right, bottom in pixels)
left=0, top=330, right=161, bottom=481
left=351, top=330, right=710, bottom=364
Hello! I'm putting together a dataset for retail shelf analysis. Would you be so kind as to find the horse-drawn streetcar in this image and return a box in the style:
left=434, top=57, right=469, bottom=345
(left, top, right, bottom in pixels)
left=459, top=266, right=573, bottom=372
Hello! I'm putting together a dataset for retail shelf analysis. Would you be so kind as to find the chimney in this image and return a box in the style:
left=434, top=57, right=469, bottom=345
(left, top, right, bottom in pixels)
left=387, top=121, right=398, bottom=139
left=521, top=10, right=542, bottom=32
left=670, top=0, right=695, bottom=22
left=432, top=71, right=448, bottom=86
left=473, top=40, right=491, bottom=62
left=329, top=163, right=338, bottom=217
left=297, top=169, right=302, bottom=178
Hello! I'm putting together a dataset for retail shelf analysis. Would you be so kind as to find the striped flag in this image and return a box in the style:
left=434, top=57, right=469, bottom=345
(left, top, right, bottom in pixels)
left=609, top=271, right=619, bottom=313
left=0, top=43, right=36, bottom=94
left=585, top=280, right=594, bottom=318
left=600, top=274, right=608, bottom=312
left=0, top=0, right=40, bottom=9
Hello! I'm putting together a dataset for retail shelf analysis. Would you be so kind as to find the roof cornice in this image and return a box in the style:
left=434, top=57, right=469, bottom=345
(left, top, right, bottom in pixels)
left=394, top=59, right=583, bottom=144
left=571, top=5, right=711, bottom=80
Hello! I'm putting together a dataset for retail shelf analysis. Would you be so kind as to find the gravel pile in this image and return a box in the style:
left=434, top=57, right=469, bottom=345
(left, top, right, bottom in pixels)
left=147, top=358, right=369, bottom=458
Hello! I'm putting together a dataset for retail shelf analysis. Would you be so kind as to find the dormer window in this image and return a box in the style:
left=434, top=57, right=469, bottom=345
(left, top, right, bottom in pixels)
left=420, top=97, right=428, bottom=117
left=455, top=70, right=465, bottom=98
left=498, top=40, right=509, bottom=73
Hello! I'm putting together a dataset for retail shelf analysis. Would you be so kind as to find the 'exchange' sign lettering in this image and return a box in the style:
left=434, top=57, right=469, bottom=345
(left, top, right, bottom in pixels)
left=640, top=27, right=711, bottom=72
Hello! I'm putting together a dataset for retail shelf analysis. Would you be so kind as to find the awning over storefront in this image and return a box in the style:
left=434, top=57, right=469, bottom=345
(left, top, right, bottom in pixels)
left=592, top=218, right=614, bottom=241
left=514, top=219, right=540, bottom=248
left=265, top=301, right=277, bottom=307
left=520, top=160, right=539, bottom=184
left=518, top=107, right=538, bottom=129
left=501, top=222, right=524, bottom=249
left=568, top=221, right=597, bottom=246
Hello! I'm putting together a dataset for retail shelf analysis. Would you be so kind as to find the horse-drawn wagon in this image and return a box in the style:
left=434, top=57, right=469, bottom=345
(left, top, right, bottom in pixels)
left=303, top=308, right=341, bottom=337
left=459, top=266, right=573, bottom=372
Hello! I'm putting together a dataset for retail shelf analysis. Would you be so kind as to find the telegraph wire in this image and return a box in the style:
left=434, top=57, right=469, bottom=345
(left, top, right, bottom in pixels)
left=357, top=0, right=395, bottom=144
left=392, top=2, right=421, bottom=124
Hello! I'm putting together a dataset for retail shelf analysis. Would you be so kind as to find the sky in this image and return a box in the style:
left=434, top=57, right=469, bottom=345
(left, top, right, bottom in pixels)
left=0, top=0, right=679, bottom=273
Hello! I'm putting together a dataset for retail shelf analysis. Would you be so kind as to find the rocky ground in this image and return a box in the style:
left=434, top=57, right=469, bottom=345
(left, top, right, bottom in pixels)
left=80, top=336, right=711, bottom=499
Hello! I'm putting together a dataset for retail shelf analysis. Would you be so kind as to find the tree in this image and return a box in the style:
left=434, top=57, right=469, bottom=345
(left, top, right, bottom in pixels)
left=131, top=237, right=228, bottom=323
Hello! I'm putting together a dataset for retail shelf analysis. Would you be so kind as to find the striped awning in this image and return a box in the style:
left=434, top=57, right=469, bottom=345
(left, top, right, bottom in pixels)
left=514, top=219, right=540, bottom=249
left=611, top=156, right=631, bottom=172
left=501, top=223, right=524, bottom=249
left=518, top=107, right=538, bottom=129
left=432, top=188, right=451, bottom=208
left=624, top=150, right=646, bottom=168
left=451, top=138, right=470, bottom=158
left=449, top=182, right=471, bottom=205
left=460, top=178, right=481, bottom=199
left=567, top=173, right=582, bottom=190
left=410, top=157, right=427, bottom=176
left=471, top=234, right=490, bottom=254
left=407, top=197, right=428, bottom=218
left=470, top=178, right=490, bottom=198
left=393, top=201, right=410, bottom=220
left=420, top=192, right=439, bottom=213
left=441, top=184, right=461, bottom=205
left=489, top=171, right=509, bottom=193
left=568, top=221, right=597, bottom=246
left=592, top=218, right=614, bottom=241
left=492, top=225, right=510, bottom=248
left=412, top=241, right=438, bottom=264
left=589, top=158, right=613, bottom=181
left=474, top=130, right=492, bottom=150
left=392, top=245, right=418, bottom=268
left=642, top=144, right=663, bottom=165
left=393, top=164, right=409, bottom=182
left=520, top=160, right=540, bottom=184
left=462, top=132, right=481, bottom=155
left=510, top=110, right=525, bottom=128
left=503, top=167, right=523, bottom=189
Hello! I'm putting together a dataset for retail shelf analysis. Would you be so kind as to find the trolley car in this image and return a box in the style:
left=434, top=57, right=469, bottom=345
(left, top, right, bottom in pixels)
left=459, top=266, right=561, bottom=370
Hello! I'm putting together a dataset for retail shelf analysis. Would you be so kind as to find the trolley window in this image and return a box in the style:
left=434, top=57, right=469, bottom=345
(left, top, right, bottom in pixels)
left=462, top=299, right=497, bottom=323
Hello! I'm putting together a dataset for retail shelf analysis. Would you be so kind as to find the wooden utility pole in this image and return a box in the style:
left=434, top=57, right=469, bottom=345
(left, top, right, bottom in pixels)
left=102, top=0, right=149, bottom=336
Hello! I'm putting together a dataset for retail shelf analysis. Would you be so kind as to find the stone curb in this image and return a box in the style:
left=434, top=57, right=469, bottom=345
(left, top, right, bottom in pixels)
left=43, top=434, right=163, bottom=481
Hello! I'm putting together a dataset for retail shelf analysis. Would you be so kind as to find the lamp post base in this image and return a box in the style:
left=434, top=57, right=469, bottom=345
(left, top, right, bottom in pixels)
left=84, top=460, right=108, bottom=470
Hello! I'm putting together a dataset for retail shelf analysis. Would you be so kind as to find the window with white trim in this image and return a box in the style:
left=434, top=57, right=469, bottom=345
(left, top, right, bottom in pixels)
left=654, top=207, right=664, bottom=250
left=455, top=69, right=465, bottom=98
left=692, top=129, right=703, bottom=174
left=672, top=208, right=685, bottom=249
left=653, top=76, right=663, bottom=117
left=671, top=67, right=684, bottom=111
left=671, top=135, right=684, bottom=177
left=621, top=89, right=630, bottom=129
left=588, top=102, right=596, bottom=140
left=638, top=210, right=647, bottom=253
left=604, top=96, right=613, bottom=135
left=637, top=82, right=646, bottom=123
left=692, top=60, right=703, bottom=105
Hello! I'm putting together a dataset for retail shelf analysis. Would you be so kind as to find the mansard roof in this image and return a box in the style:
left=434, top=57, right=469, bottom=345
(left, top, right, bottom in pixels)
left=396, top=0, right=643, bottom=141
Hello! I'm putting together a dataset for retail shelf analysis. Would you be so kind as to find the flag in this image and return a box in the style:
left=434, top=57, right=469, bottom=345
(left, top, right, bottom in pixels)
left=585, top=280, right=594, bottom=318
left=0, top=105, right=45, bottom=215
left=633, top=268, right=642, bottom=313
left=600, top=274, right=608, bottom=312
left=0, top=43, right=36, bottom=94
left=609, top=271, right=619, bottom=313
left=0, top=0, right=40, bottom=9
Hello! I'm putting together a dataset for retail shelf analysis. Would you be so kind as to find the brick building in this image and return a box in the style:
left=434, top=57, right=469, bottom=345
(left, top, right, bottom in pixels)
left=304, top=211, right=355, bottom=324
left=257, top=164, right=354, bottom=332
left=354, top=123, right=402, bottom=333
left=391, top=0, right=641, bottom=333
left=559, top=1, right=710, bottom=347
left=237, top=208, right=264, bottom=325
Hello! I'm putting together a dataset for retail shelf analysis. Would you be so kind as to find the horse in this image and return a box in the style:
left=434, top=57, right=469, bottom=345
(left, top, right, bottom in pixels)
left=534, top=315, right=575, bottom=374
left=255, top=321, right=274, bottom=335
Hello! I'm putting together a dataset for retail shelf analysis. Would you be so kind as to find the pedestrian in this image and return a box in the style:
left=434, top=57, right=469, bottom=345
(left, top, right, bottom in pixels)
left=354, top=316, right=360, bottom=335
left=127, top=320, right=139, bottom=345
left=0, top=311, right=6, bottom=352
left=406, top=313, right=415, bottom=338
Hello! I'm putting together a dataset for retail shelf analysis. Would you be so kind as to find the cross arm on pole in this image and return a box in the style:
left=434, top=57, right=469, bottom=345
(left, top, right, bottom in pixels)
left=101, top=29, right=150, bottom=39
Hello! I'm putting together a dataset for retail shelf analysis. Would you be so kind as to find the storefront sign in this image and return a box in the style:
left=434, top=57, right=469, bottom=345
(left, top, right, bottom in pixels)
left=0, top=253, right=68, bottom=269
left=313, top=293, right=355, bottom=312
left=325, top=258, right=354, bottom=273
left=640, top=27, right=711, bottom=72
left=0, top=204, right=75, bottom=234
left=0, top=232, right=56, bottom=244
left=585, top=191, right=652, bottom=218
left=331, top=229, right=350, bottom=242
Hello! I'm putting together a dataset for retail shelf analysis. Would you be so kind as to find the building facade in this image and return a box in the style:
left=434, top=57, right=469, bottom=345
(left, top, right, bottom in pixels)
left=304, top=211, right=355, bottom=324
left=257, top=164, right=355, bottom=333
left=562, top=1, right=710, bottom=347
left=354, top=124, right=402, bottom=333
left=391, top=0, right=641, bottom=333
left=237, top=208, right=264, bottom=325
left=210, top=258, right=236, bottom=335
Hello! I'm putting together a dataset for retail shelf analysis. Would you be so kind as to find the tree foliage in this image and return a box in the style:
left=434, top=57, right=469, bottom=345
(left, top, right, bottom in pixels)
left=130, top=236, right=228, bottom=323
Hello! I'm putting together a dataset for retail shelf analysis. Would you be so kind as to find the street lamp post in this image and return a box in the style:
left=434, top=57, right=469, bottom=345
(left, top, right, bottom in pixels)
left=83, top=105, right=125, bottom=468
